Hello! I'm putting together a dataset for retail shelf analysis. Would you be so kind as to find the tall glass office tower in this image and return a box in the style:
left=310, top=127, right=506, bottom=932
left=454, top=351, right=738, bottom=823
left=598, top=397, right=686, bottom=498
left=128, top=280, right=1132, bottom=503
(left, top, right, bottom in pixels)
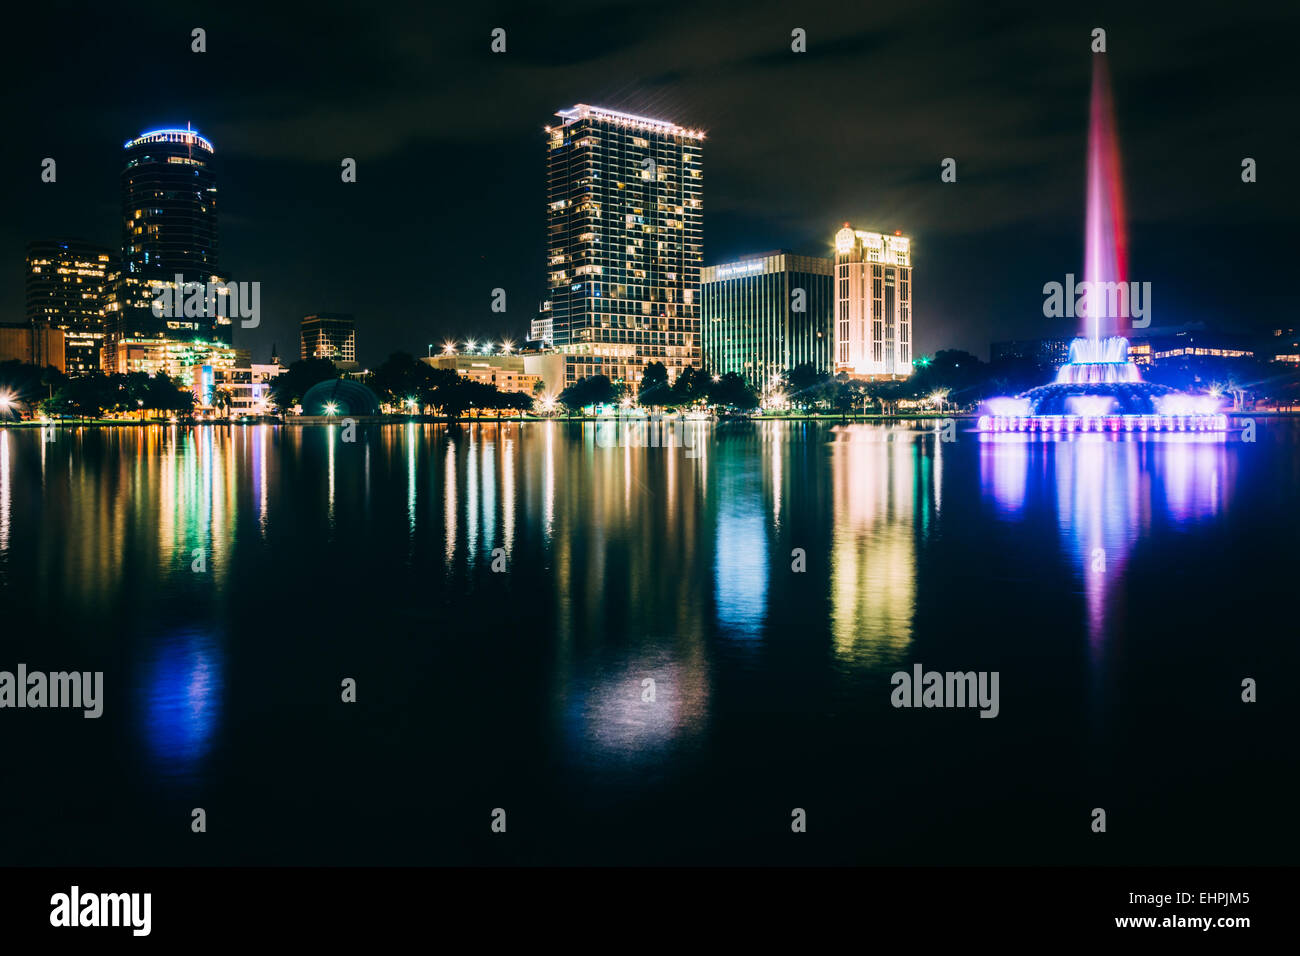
left=543, top=104, right=703, bottom=393
left=701, top=252, right=833, bottom=389
left=107, top=125, right=233, bottom=375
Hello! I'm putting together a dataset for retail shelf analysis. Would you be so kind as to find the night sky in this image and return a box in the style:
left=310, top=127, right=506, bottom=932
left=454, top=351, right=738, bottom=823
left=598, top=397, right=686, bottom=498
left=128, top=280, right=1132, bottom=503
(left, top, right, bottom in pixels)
left=3, top=0, right=1295, bottom=366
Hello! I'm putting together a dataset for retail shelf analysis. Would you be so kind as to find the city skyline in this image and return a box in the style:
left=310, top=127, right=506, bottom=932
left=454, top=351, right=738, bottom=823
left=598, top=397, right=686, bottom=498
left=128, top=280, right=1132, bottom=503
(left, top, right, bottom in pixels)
left=0, top=0, right=1295, bottom=914
left=4, top=2, right=1294, bottom=369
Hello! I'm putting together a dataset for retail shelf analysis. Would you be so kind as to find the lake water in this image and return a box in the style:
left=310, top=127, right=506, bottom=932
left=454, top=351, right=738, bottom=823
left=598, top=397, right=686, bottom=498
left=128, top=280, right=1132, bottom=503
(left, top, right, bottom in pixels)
left=0, top=420, right=1295, bottom=864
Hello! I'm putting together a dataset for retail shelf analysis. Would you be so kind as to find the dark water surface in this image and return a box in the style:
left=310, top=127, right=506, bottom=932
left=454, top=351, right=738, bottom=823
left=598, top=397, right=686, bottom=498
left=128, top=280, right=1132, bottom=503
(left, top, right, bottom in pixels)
left=0, top=420, right=1295, bottom=864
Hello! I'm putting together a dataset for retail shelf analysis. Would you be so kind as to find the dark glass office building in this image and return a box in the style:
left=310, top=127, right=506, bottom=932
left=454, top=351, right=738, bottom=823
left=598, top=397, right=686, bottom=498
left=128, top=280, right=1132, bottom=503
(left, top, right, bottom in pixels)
left=543, top=104, right=703, bottom=392
left=25, top=239, right=115, bottom=374
left=701, top=252, right=833, bottom=388
left=301, top=313, right=359, bottom=371
left=108, top=126, right=231, bottom=372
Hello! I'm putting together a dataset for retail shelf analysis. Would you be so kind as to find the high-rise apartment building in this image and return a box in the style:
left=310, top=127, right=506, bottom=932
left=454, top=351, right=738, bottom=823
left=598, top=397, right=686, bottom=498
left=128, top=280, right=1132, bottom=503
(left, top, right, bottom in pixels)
left=107, top=126, right=232, bottom=374
left=701, top=252, right=833, bottom=388
left=24, top=240, right=114, bottom=374
left=834, top=225, right=913, bottom=378
left=300, top=313, right=358, bottom=370
left=543, top=104, right=703, bottom=392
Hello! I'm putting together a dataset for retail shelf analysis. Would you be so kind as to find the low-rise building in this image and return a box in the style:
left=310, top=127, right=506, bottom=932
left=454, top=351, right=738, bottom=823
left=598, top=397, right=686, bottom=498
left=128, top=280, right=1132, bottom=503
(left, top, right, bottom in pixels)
left=182, top=362, right=285, bottom=416
left=421, top=354, right=542, bottom=395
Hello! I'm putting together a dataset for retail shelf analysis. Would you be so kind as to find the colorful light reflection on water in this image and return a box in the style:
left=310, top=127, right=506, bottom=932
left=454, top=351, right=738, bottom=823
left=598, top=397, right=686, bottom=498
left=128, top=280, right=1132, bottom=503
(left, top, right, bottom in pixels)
left=980, top=430, right=1229, bottom=659
left=141, top=630, right=224, bottom=779
left=0, top=420, right=1286, bottom=864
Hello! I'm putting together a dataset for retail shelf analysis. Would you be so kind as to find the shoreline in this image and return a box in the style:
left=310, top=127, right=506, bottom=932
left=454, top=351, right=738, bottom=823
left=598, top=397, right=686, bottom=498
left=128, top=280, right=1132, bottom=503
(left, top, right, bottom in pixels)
left=2, top=411, right=1294, bottom=427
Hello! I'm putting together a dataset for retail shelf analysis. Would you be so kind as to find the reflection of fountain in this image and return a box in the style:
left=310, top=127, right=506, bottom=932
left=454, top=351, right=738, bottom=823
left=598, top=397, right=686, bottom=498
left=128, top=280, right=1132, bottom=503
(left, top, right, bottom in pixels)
left=980, top=433, right=1228, bottom=659
left=979, top=59, right=1226, bottom=435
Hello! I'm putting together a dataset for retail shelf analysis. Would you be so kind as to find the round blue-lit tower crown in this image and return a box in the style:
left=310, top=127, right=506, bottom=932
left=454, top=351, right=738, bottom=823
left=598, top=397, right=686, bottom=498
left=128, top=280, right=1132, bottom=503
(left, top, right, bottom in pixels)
left=124, top=127, right=215, bottom=153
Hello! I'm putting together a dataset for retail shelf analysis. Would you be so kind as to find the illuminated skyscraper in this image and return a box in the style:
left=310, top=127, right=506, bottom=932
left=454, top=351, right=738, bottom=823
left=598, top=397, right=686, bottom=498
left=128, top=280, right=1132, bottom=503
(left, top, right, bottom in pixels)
left=107, top=125, right=232, bottom=374
left=24, top=240, right=114, bottom=374
left=701, top=252, right=833, bottom=388
left=834, top=225, right=913, bottom=378
left=543, top=104, right=703, bottom=392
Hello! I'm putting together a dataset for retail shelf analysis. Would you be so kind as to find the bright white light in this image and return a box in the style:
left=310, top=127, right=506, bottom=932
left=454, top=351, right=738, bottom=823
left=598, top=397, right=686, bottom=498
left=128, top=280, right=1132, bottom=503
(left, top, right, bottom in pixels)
left=324, top=402, right=338, bottom=416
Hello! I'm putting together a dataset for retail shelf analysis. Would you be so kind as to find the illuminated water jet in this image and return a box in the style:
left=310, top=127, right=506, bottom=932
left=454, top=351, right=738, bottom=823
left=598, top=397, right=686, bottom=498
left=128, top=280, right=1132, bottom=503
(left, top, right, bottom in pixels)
left=979, top=58, right=1224, bottom=434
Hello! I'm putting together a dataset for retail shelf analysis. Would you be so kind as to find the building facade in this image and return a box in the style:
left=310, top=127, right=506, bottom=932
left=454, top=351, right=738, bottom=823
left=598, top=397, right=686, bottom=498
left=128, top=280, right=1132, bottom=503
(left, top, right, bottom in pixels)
left=990, top=337, right=1074, bottom=368
left=116, top=337, right=236, bottom=381
left=834, top=225, right=913, bottom=378
left=530, top=314, right=554, bottom=346
left=1141, top=330, right=1253, bottom=363
left=421, top=354, right=541, bottom=395
left=107, top=126, right=231, bottom=373
left=300, top=313, right=358, bottom=370
left=0, top=322, right=66, bottom=372
left=182, top=361, right=284, bottom=416
left=543, top=104, right=704, bottom=393
left=701, top=252, right=833, bottom=388
left=25, top=240, right=114, bottom=374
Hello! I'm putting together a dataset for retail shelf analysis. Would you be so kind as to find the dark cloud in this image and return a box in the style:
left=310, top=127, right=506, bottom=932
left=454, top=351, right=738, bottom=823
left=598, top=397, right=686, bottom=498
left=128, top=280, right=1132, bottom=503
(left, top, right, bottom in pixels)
left=2, top=0, right=1296, bottom=363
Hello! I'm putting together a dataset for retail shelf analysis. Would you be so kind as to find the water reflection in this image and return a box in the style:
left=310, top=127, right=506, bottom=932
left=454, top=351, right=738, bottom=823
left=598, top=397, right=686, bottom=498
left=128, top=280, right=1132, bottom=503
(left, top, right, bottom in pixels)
left=0, top=431, right=10, bottom=563
left=560, top=656, right=710, bottom=769
left=141, top=629, right=224, bottom=779
left=0, top=421, right=1249, bottom=800
left=829, top=426, right=939, bottom=666
left=713, top=445, right=768, bottom=641
left=980, top=432, right=1229, bottom=654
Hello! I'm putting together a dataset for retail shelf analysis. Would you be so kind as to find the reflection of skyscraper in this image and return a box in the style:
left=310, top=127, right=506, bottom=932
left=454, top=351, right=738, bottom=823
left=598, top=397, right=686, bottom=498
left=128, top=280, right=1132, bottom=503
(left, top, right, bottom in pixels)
left=25, top=240, right=114, bottom=374
left=830, top=427, right=936, bottom=665
left=107, top=126, right=233, bottom=375
left=834, top=225, right=913, bottom=378
left=543, top=104, right=704, bottom=393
